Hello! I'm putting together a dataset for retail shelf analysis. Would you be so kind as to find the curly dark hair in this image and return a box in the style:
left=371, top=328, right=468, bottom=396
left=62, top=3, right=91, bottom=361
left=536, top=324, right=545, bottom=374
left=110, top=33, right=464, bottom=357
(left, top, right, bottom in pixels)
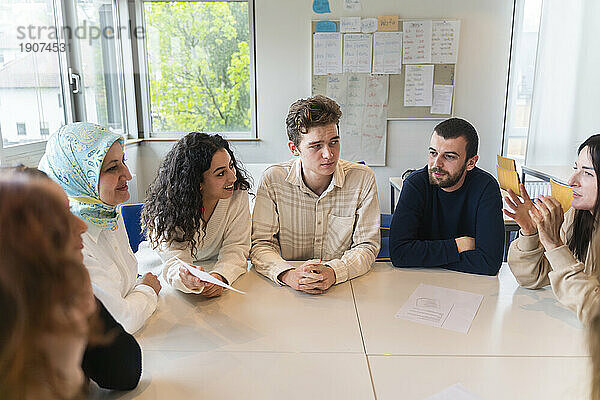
left=285, top=95, right=342, bottom=147
left=142, top=132, right=251, bottom=257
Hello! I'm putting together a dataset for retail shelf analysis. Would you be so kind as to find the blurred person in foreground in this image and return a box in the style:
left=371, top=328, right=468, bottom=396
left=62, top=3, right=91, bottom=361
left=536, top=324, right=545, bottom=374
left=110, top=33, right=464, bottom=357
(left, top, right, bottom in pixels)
left=0, top=166, right=142, bottom=397
left=0, top=171, right=96, bottom=399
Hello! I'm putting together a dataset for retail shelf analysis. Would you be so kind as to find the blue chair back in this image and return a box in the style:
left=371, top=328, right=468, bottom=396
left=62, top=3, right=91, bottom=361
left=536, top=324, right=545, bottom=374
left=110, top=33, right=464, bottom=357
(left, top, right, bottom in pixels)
left=376, top=236, right=390, bottom=261
left=380, top=213, right=392, bottom=238
left=380, top=213, right=392, bottom=228
left=120, top=203, right=145, bottom=253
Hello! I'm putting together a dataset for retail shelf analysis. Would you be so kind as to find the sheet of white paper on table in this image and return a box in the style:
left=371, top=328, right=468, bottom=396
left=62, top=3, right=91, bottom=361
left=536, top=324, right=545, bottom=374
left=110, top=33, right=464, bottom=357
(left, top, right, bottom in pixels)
left=175, top=257, right=246, bottom=294
left=340, top=16, right=361, bottom=32
left=396, top=283, right=483, bottom=333
left=431, top=84, right=453, bottom=114
left=425, top=383, right=485, bottom=400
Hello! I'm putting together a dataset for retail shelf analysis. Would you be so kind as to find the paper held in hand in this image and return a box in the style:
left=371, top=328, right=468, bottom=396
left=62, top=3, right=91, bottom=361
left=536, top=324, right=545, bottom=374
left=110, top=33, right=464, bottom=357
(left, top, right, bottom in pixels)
left=175, top=257, right=246, bottom=294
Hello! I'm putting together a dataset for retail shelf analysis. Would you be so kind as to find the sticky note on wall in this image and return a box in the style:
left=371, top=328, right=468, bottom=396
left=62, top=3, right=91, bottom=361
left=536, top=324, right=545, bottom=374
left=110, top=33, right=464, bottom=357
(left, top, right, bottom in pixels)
left=344, top=0, right=361, bottom=11
left=361, top=18, right=377, bottom=33
left=340, top=16, right=361, bottom=32
left=313, top=0, right=331, bottom=14
left=377, top=15, right=399, bottom=31
left=316, top=20, right=337, bottom=32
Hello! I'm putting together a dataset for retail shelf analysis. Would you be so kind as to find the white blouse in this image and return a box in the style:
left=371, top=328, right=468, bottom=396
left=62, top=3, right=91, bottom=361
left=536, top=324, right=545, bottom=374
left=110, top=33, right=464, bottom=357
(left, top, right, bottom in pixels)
left=83, top=216, right=158, bottom=334
left=140, top=189, right=251, bottom=294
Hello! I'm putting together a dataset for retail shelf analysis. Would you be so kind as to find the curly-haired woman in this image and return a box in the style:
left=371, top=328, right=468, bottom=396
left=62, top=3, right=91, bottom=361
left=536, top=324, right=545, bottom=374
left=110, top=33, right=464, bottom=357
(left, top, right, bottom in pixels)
left=141, top=132, right=251, bottom=297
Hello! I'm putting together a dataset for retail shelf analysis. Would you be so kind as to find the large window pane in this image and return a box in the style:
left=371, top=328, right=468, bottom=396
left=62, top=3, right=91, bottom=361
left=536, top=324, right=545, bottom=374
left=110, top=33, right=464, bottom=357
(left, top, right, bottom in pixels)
left=144, top=1, right=251, bottom=136
left=0, top=0, right=66, bottom=148
left=502, top=0, right=542, bottom=163
left=75, top=0, right=127, bottom=135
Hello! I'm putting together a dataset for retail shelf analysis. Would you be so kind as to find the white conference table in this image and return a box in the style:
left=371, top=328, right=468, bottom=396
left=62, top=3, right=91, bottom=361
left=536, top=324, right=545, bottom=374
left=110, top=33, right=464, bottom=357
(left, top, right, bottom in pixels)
left=94, top=262, right=589, bottom=400
left=369, top=355, right=589, bottom=400
left=135, top=270, right=363, bottom=353
left=352, top=262, right=585, bottom=357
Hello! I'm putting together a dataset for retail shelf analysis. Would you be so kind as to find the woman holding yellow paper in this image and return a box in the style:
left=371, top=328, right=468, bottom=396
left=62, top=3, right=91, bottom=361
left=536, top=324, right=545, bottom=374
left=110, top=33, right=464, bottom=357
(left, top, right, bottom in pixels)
left=506, top=134, right=600, bottom=323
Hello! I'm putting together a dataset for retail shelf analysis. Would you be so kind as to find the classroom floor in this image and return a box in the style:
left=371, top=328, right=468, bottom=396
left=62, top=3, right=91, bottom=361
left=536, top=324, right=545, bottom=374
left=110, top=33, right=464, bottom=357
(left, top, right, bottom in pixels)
left=91, top=263, right=590, bottom=400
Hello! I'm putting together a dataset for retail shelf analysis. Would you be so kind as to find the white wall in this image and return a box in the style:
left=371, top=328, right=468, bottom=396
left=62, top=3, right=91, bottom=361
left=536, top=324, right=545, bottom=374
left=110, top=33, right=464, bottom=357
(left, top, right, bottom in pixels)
left=132, top=0, right=513, bottom=213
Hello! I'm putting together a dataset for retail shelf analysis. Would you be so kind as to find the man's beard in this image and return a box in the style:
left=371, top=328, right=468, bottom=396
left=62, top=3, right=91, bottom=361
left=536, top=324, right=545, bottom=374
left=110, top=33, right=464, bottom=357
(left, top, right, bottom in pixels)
left=428, top=162, right=467, bottom=188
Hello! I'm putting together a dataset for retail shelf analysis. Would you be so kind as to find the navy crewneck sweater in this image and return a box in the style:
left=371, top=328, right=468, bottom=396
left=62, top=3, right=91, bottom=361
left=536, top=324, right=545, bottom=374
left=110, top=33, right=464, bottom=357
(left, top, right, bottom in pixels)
left=389, top=166, right=504, bottom=275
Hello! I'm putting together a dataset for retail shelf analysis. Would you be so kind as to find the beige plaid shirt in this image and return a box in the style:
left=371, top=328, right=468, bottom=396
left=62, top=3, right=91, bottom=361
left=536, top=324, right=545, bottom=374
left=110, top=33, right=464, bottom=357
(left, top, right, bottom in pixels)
left=250, top=158, right=380, bottom=285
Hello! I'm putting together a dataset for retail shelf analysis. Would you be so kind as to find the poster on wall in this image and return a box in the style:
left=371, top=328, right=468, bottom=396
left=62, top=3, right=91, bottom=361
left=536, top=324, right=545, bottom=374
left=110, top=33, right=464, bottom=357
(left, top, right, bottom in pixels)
left=372, top=32, right=403, bottom=74
left=312, top=17, right=459, bottom=120
left=431, top=20, right=460, bottom=63
left=326, top=73, right=389, bottom=166
left=313, top=32, right=342, bottom=75
left=402, top=20, right=432, bottom=64
left=343, top=33, right=373, bottom=73
left=404, top=65, right=434, bottom=106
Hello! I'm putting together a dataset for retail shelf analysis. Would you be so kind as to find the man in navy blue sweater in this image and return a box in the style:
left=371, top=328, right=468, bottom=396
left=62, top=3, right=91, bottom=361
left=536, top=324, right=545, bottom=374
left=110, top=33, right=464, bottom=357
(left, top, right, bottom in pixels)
left=389, top=118, right=504, bottom=276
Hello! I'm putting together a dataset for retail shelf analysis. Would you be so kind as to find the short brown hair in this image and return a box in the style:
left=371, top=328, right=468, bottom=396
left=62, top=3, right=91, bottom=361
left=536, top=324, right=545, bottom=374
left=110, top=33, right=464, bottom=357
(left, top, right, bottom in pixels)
left=433, top=118, right=479, bottom=159
left=285, top=95, right=342, bottom=146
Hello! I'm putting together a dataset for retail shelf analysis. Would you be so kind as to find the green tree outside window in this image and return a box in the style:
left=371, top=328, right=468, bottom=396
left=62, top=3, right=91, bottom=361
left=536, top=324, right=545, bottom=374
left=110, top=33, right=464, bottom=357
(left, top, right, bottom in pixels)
left=145, top=2, right=251, bottom=134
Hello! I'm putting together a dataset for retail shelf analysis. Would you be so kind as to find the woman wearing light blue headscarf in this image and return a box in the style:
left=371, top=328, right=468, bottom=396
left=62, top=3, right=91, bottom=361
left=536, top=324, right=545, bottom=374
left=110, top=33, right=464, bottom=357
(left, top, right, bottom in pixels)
left=39, top=122, right=161, bottom=334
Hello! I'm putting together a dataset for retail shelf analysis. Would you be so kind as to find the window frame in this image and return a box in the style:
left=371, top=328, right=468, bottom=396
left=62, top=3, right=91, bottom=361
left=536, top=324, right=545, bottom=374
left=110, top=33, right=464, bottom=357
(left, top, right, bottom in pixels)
left=0, top=0, right=137, bottom=165
left=64, top=0, right=137, bottom=139
left=135, top=0, right=258, bottom=140
left=0, top=0, right=257, bottom=167
left=500, top=0, right=543, bottom=164
left=115, top=0, right=141, bottom=139
left=40, top=121, right=50, bottom=136
left=0, top=0, right=74, bottom=165
left=16, top=123, right=27, bottom=136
